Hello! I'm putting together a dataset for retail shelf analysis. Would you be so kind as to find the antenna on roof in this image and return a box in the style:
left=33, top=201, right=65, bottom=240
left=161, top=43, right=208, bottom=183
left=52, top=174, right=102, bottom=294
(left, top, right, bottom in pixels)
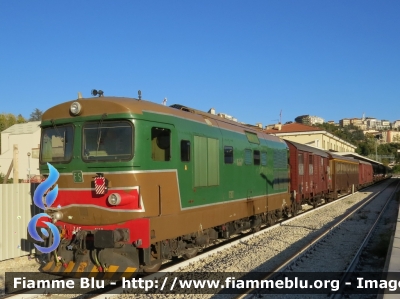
left=138, top=90, right=142, bottom=101
left=280, top=109, right=282, bottom=124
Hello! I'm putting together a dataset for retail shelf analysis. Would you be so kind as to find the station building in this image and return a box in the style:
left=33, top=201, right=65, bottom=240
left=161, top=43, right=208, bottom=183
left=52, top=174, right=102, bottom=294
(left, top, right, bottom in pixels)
left=264, top=123, right=356, bottom=153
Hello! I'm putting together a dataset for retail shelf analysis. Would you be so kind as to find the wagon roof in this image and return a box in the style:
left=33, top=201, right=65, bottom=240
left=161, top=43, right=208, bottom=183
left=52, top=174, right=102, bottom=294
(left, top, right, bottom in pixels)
left=264, top=122, right=324, bottom=134
left=327, top=152, right=359, bottom=163
left=334, top=152, right=382, bottom=166
left=284, top=140, right=329, bottom=157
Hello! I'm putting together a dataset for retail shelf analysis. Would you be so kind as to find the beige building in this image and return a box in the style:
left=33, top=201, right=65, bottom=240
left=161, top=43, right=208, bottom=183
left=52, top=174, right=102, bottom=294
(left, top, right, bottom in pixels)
left=365, top=117, right=377, bottom=129
left=393, top=120, right=400, bottom=129
left=327, top=120, right=338, bottom=126
left=339, top=118, right=351, bottom=127
left=264, top=123, right=356, bottom=152
left=0, top=121, right=41, bottom=181
left=350, top=118, right=367, bottom=130
left=382, top=130, right=400, bottom=143
left=350, top=118, right=362, bottom=127
left=381, top=120, right=391, bottom=129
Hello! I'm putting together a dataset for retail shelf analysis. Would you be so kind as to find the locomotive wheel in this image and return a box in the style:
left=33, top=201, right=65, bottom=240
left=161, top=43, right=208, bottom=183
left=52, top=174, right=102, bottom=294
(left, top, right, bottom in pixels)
left=183, top=247, right=198, bottom=260
left=313, top=200, right=317, bottom=208
left=291, top=202, right=297, bottom=217
left=142, top=260, right=162, bottom=273
left=267, top=212, right=275, bottom=226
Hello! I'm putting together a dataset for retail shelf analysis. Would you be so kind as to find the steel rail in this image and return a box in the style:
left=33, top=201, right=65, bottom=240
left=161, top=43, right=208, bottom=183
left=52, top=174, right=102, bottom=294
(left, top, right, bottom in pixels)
left=235, top=181, right=395, bottom=299
left=329, top=180, right=400, bottom=299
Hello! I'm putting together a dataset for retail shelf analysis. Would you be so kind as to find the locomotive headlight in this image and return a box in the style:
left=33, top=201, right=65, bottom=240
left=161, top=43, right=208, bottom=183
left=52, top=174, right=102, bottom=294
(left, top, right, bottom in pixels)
left=50, top=211, right=63, bottom=223
left=53, top=211, right=63, bottom=220
left=108, top=193, right=121, bottom=206
left=70, top=101, right=82, bottom=115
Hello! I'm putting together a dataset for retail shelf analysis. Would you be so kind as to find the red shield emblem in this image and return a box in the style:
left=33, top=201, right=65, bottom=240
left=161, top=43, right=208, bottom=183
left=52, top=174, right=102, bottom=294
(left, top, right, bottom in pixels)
left=94, top=177, right=106, bottom=195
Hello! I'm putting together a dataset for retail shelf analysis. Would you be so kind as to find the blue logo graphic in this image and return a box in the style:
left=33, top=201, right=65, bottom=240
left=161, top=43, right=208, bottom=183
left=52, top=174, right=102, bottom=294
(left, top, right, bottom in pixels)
left=28, top=163, right=61, bottom=254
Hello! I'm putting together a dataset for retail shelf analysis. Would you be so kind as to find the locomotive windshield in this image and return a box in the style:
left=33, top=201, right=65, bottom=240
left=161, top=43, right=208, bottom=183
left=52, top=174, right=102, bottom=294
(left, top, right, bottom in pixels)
left=40, top=125, right=74, bottom=163
left=82, top=120, right=133, bottom=161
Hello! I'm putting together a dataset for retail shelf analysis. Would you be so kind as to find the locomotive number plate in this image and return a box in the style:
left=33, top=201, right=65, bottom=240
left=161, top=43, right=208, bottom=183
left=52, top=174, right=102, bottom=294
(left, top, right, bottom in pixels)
left=72, top=170, right=84, bottom=183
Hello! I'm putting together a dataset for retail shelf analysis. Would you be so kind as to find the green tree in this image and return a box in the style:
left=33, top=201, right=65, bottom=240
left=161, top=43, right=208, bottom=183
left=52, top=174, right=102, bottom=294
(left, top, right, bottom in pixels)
left=29, top=108, right=43, bottom=121
left=356, top=142, right=371, bottom=156
left=0, top=173, right=13, bottom=184
left=17, top=114, right=27, bottom=124
left=314, top=123, right=367, bottom=148
left=392, top=165, right=400, bottom=174
left=393, top=134, right=400, bottom=142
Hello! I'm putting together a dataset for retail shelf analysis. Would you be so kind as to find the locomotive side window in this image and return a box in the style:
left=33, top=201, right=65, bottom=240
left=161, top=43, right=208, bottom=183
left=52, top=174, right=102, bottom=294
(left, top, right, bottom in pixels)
left=274, top=149, right=287, bottom=168
left=253, top=150, right=260, bottom=165
left=181, top=140, right=190, bottom=162
left=152, top=127, right=171, bottom=161
left=244, top=149, right=252, bottom=165
left=40, top=125, right=74, bottom=163
left=82, top=121, right=133, bottom=161
left=224, top=146, right=233, bottom=164
left=261, top=151, right=267, bottom=166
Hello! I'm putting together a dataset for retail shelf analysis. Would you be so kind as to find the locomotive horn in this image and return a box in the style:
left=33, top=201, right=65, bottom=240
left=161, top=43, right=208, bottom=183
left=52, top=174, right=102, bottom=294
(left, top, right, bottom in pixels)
left=91, top=89, right=104, bottom=97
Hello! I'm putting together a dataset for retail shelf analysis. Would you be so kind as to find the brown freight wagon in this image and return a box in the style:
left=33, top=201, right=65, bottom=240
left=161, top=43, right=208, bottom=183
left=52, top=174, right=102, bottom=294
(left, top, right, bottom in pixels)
left=358, top=160, right=374, bottom=188
left=285, top=140, right=329, bottom=208
left=326, top=152, right=359, bottom=200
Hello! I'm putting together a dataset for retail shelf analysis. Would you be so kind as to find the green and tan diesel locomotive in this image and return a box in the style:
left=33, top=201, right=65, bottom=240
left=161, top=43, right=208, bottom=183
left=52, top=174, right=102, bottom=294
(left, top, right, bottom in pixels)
left=38, top=93, right=291, bottom=277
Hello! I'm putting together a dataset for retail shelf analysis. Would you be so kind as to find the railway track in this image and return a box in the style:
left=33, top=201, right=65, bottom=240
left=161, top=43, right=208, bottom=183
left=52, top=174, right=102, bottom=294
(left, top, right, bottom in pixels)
left=237, top=178, right=400, bottom=299
left=3, top=179, right=396, bottom=299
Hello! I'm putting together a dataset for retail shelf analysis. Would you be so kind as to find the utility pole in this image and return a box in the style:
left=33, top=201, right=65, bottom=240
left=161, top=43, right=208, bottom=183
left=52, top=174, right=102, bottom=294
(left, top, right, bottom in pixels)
left=13, top=144, right=19, bottom=183
left=27, top=152, right=31, bottom=182
left=374, top=134, right=380, bottom=162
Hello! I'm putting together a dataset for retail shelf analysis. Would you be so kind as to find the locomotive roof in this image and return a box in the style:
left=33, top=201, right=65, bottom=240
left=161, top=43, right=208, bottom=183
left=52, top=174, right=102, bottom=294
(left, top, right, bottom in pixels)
left=42, top=96, right=284, bottom=144
left=284, top=140, right=329, bottom=158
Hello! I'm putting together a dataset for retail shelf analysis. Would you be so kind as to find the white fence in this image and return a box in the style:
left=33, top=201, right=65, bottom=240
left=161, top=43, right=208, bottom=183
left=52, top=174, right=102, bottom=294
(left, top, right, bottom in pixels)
left=0, top=183, right=41, bottom=262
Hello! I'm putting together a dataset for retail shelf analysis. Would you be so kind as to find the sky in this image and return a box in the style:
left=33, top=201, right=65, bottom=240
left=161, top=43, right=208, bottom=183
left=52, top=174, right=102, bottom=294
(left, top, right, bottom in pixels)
left=1, top=1, right=399, bottom=125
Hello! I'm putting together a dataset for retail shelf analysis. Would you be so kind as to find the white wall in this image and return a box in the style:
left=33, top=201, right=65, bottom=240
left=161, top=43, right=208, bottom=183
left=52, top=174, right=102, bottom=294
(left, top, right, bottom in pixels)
left=0, top=183, right=39, bottom=261
left=0, top=131, right=41, bottom=180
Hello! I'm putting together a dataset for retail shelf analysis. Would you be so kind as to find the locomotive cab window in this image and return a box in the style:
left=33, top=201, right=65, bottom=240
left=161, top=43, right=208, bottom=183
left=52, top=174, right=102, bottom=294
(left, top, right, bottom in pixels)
left=152, top=127, right=171, bottom=161
left=224, top=146, right=233, bottom=164
left=40, top=124, right=74, bottom=163
left=82, top=121, right=133, bottom=161
left=181, top=140, right=190, bottom=161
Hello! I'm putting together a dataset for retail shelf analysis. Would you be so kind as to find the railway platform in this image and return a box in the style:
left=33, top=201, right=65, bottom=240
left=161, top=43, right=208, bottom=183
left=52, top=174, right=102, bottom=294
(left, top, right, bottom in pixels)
left=382, top=177, right=400, bottom=299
